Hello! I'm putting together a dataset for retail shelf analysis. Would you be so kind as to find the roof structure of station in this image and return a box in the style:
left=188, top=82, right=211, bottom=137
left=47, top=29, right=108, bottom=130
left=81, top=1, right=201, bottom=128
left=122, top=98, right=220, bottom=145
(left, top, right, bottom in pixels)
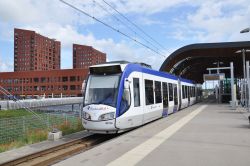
left=160, top=41, right=250, bottom=83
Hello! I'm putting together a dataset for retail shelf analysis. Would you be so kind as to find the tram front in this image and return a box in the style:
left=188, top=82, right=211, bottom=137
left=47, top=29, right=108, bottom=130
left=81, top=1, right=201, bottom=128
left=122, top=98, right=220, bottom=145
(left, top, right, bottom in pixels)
left=82, top=64, right=123, bottom=133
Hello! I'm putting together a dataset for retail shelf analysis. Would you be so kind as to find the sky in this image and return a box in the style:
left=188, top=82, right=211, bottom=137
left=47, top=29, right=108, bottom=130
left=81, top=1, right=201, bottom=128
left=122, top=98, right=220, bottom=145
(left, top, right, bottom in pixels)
left=0, top=0, right=250, bottom=72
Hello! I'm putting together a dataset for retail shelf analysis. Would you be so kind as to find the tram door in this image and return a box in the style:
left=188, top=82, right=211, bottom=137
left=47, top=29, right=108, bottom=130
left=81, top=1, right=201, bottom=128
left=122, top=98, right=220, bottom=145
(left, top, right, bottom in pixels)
left=178, top=80, right=182, bottom=110
left=162, top=82, right=169, bottom=117
left=173, top=84, right=178, bottom=112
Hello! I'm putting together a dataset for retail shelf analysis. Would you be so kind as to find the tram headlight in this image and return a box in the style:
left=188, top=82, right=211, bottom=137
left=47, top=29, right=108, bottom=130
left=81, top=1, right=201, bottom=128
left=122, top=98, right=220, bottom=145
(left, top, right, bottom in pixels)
left=98, top=112, right=115, bottom=121
left=83, top=111, right=91, bottom=120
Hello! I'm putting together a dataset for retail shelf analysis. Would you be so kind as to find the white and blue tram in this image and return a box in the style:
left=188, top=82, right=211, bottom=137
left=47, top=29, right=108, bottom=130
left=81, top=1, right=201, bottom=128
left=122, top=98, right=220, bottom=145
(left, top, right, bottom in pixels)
left=82, top=61, right=202, bottom=133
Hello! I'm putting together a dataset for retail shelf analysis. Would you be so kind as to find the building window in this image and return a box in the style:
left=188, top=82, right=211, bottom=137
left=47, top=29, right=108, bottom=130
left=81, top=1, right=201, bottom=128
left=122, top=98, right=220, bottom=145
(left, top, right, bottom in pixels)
left=70, top=76, right=76, bottom=82
left=34, top=78, right=39, bottom=83
left=41, top=86, right=46, bottom=91
left=62, top=77, right=68, bottom=82
left=70, top=85, right=76, bottom=90
left=41, top=77, right=46, bottom=83
left=63, top=85, right=68, bottom=90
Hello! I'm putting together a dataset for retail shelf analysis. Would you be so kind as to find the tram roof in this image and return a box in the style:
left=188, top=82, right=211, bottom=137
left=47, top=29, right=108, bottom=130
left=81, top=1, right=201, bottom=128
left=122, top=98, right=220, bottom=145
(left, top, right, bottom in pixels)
left=160, top=41, right=250, bottom=83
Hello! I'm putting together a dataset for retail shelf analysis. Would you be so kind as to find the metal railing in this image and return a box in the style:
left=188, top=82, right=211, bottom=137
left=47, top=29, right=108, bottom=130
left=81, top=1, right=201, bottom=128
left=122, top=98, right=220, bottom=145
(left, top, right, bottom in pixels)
left=0, top=113, right=81, bottom=145
left=0, top=97, right=83, bottom=110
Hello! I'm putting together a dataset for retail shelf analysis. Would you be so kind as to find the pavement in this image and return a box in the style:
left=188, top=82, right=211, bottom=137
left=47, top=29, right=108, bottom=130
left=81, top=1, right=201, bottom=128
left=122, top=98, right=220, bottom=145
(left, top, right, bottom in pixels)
left=53, top=102, right=250, bottom=166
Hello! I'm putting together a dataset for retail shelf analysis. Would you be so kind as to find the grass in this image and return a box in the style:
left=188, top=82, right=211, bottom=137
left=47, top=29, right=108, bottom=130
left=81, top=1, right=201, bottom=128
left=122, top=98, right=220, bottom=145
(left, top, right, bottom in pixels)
left=0, top=117, right=84, bottom=153
left=0, top=108, right=84, bottom=153
left=57, top=119, right=84, bottom=135
left=0, top=109, right=42, bottom=119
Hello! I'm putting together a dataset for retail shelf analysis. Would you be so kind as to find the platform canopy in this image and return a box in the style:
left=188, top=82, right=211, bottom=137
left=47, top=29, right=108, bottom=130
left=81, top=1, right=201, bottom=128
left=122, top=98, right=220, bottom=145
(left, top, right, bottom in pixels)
left=160, top=41, right=250, bottom=83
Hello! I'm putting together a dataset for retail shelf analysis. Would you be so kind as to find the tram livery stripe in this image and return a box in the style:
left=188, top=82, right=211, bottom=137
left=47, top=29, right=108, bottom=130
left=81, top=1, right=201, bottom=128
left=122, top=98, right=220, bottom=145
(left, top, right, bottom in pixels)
left=107, top=105, right=207, bottom=166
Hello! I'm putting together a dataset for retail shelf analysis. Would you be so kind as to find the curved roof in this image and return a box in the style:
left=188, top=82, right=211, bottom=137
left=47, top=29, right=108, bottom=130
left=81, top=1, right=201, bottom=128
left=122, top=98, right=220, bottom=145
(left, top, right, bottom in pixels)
left=160, top=41, right=250, bottom=83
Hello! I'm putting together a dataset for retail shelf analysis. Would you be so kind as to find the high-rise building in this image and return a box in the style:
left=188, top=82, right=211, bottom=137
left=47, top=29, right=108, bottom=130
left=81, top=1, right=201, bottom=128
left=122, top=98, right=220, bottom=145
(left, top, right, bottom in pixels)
left=73, top=44, right=106, bottom=69
left=14, top=28, right=61, bottom=71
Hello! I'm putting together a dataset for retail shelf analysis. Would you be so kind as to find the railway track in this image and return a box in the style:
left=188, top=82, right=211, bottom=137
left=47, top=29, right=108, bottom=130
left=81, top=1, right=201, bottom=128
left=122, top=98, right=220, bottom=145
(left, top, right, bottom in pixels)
left=0, top=134, right=116, bottom=166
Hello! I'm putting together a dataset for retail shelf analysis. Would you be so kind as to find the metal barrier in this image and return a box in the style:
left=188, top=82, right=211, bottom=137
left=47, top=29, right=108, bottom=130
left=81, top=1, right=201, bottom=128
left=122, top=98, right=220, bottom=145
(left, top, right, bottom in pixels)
left=0, top=113, right=81, bottom=145
left=0, top=97, right=83, bottom=110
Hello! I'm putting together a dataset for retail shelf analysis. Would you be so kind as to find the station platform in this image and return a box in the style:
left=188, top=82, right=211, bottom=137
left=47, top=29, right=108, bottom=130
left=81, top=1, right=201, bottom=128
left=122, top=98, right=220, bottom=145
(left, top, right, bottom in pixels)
left=54, top=102, right=250, bottom=166
left=0, top=130, right=91, bottom=164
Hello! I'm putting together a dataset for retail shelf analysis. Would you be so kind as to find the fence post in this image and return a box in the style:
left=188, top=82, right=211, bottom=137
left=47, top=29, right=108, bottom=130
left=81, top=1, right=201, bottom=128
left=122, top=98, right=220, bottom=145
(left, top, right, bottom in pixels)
left=65, top=114, right=68, bottom=124
left=22, top=116, right=26, bottom=134
left=47, top=114, right=50, bottom=129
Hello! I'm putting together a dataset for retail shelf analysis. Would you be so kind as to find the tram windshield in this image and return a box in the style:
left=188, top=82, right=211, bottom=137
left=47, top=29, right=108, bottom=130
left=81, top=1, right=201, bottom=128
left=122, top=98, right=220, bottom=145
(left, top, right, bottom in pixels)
left=84, top=74, right=121, bottom=107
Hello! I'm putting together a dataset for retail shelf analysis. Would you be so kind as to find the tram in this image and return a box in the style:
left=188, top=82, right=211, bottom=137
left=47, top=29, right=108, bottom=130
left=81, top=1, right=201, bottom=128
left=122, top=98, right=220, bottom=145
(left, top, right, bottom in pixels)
left=82, top=61, right=202, bottom=133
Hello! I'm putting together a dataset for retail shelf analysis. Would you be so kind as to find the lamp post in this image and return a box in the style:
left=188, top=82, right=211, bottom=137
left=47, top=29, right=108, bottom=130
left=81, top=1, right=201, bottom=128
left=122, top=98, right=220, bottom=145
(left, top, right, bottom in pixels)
left=212, top=61, right=223, bottom=103
left=236, top=49, right=250, bottom=107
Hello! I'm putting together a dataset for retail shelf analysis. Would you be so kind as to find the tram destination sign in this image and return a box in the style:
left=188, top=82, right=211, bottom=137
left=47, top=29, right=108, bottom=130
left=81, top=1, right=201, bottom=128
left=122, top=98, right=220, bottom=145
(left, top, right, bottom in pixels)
left=203, top=73, right=225, bottom=81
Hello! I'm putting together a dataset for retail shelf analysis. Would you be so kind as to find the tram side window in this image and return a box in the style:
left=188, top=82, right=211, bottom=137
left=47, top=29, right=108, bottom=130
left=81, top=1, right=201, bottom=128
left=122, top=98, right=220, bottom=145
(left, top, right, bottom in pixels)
left=182, top=85, right=185, bottom=99
left=192, top=87, right=195, bottom=97
left=155, top=81, right=162, bottom=103
left=190, top=87, right=192, bottom=97
left=185, top=86, right=188, bottom=98
left=193, top=87, right=195, bottom=97
left=133, top=78, right=140, bottom=107
left=162, top=82, right=168, bottom=107
left=173, top=84, right=178, bottom=105
left=168, top=83, right=173, bottom=101
left=145, top=79, right=154, bottom=105
left=191, top=87, right=193, bottom=97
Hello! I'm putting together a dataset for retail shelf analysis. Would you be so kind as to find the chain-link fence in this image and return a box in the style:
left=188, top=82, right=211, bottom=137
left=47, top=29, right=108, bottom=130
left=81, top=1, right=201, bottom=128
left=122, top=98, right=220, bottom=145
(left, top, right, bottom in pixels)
left=0, top=113, right=83, bottom=145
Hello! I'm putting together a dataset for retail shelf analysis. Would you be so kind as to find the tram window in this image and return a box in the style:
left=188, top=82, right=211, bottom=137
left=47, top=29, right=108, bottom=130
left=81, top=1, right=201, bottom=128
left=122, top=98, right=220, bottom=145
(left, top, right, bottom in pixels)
left=193, top=87, right=195, bottom=97
left=145, top=79, right=154, bottom=105
left=191, top=87, right=193, bottom=97
left=182, top=85, right=185, bottom=99
left=190, top=87, right=192, bottom=97
left=185, top=86, right=188, bottom=98
left=168, top=83, right=173, bottom=101
left=155, top=81, right=162, bottom=103
left=162, top=82, right=168, bottom=107
left=192, top=87, right=194, bottom=97
left=188, top=86, right=190, bottom=97
left=173, top=84, right=178, bottom=105
left=133, top=78, right=140, bottom=107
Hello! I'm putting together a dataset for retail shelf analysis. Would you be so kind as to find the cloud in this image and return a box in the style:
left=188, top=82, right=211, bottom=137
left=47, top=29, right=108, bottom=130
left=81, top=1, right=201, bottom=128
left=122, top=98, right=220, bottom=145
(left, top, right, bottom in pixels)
left=0, top=0, right=171, bottom=70
left=0, top=0, right=92, bottom=25
left=1, top=0, right=249, bottom=73
left=112, top=0, right=189, bottom=15
left=0, top=54, right=13, bottom=72
left=172, top=0, right=250, bottom=42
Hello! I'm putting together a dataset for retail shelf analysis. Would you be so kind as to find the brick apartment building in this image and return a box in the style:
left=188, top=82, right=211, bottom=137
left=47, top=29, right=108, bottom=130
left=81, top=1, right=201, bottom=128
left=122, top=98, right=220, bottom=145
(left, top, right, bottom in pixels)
left=14, top=28, right=61, bottom=71
left=0, top=29, right=108, bottom=99
left=0, top=69, right=88, bottom=99
left=73, top=44, right=106, bottom=69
